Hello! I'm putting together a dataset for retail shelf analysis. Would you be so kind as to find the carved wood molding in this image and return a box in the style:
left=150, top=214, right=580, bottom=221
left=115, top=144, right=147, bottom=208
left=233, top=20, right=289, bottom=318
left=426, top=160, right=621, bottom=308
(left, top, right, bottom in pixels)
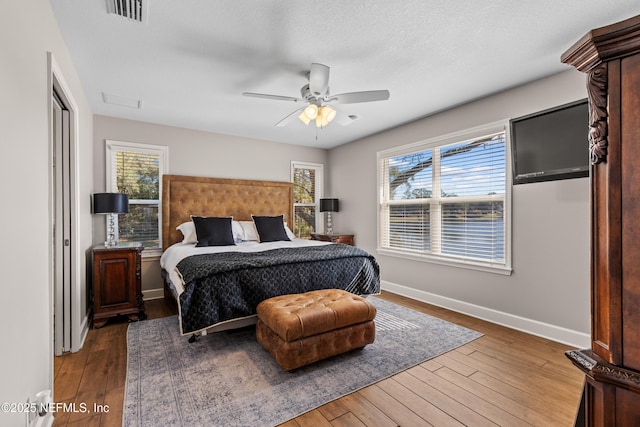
left=561, top=15, right=640, bottom=72
left=567, top=349, right=640, bottom=393
left=567, top=349, right=597, bottom=370
left=587, top=64, right=608, bottom=164
left=561, top=15, right=640, bottom=165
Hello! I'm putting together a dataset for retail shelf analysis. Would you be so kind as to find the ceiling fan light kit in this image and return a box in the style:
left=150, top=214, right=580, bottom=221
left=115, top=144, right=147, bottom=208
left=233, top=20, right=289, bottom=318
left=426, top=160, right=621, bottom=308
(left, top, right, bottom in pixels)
left=297, top=104, right=336, bottom=127
left=297, top=105, right=316, bottom=125
left=316, top=106, right=336, bottom=127
left=243, top=63, right=389, bottom=129
left=297, top=111, right=312, bottom=125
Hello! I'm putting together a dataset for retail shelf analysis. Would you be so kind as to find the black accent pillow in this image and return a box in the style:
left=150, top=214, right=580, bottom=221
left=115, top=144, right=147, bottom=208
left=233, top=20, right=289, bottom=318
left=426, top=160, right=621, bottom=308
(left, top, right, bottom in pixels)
left=191, top=216, right=235, bottom=247
left=252, top=215, right=290, bottom=242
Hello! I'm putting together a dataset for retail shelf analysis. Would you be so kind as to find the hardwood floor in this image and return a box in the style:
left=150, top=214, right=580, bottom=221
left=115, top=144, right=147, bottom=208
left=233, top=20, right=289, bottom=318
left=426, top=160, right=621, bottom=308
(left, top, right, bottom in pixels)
left=53, top=292, right=583, bottom=426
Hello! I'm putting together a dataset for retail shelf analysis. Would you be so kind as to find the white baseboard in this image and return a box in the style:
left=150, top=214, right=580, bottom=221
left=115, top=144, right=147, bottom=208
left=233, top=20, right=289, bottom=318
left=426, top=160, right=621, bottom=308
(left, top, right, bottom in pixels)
left=381, top=280, right=590, bottom=348
left=143, top=288, right=165, bottom=301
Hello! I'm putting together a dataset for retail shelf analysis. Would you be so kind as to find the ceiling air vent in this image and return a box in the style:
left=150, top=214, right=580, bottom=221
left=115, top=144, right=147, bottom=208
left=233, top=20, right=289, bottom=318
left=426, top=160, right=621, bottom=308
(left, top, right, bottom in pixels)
left=107, top=0, right=146, bottom=23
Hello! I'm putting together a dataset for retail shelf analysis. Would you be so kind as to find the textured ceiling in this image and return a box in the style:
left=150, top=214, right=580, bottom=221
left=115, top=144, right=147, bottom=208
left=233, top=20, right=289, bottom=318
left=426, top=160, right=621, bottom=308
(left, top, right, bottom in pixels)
left=50, top=1, right=640, bottom=149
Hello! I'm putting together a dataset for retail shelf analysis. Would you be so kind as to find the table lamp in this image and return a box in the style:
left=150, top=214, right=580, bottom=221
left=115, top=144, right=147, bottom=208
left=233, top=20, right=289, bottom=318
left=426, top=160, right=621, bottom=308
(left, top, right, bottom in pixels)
left=93, top=193, right=129, bottom=247
left=320, top=198, right=339, bottom=235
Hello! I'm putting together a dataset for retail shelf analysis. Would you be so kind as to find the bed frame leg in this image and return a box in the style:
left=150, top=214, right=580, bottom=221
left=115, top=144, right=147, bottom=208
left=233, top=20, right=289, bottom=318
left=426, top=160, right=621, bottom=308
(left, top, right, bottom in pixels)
left=188, top=329, right=208, bottom=343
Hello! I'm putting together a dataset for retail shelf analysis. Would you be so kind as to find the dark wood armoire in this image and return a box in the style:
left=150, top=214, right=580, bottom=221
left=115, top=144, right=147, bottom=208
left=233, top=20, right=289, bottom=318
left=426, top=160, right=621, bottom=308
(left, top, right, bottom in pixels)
left=561, top=14, right=640, bottom=426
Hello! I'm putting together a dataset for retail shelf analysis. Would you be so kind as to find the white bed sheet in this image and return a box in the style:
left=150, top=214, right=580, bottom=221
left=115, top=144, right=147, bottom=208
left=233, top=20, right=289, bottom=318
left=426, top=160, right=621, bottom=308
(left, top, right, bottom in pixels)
left=160, top=238, right=331, bottom=296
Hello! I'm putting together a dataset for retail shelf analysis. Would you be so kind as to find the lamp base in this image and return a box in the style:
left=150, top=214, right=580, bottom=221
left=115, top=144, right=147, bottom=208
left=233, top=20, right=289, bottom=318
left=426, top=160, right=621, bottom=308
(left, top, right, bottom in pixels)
left=105, top=213, right=118, bottom=247
left=104, top=239, right=118, bottom=248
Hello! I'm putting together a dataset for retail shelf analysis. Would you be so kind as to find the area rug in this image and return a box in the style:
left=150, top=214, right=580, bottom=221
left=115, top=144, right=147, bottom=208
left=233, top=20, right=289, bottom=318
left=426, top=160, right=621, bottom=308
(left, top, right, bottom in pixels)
left=123, top=297, right=482, bottom=426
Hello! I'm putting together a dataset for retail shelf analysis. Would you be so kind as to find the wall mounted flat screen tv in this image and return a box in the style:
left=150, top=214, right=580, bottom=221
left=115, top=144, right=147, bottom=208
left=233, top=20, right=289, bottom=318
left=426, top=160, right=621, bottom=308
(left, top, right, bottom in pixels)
left=510, top=99, right=589, bottom=185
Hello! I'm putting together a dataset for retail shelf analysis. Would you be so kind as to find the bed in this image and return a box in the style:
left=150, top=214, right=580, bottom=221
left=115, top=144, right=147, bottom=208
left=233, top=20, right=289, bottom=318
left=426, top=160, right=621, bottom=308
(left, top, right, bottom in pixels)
left=160, top=174, right=380, bottom=336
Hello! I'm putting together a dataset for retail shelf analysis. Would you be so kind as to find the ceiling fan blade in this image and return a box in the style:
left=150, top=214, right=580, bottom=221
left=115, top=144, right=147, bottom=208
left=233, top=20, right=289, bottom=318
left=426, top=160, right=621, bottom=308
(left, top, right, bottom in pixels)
left=309, top=63, right=330, bottom=97
left=275, top=107, right=304, bottom=127
left=328, top=90, right=390, bottom=104
left=242, top=92, right=303, bottom=102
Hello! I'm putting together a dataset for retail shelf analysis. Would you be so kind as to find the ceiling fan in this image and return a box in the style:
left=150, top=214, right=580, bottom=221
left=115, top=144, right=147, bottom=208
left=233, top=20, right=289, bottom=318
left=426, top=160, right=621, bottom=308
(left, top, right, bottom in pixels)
left=242, top=63, right=390, bottom=128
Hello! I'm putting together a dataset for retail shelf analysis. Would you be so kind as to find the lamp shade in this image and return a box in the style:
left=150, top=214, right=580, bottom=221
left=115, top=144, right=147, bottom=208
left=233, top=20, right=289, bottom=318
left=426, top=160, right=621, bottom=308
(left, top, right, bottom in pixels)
left=93, top=193, right=129, bottom=214
left=319, top=198, right=339, bottom=212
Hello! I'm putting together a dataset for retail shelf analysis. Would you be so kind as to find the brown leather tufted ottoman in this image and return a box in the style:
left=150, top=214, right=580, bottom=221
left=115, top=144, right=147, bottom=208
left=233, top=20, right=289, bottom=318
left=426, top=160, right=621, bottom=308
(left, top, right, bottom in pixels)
left=255, top=289, right=376, bottom=371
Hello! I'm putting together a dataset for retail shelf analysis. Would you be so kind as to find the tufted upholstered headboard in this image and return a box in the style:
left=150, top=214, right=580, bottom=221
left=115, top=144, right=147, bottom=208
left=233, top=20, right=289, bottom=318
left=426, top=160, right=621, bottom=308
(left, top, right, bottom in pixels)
left=162, top=175, right=294, bottom=251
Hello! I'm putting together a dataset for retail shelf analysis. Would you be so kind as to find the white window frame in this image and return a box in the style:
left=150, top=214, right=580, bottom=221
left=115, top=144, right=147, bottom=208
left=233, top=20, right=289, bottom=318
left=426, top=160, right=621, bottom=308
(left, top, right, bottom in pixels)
left=377, top=121, right=512, bottom=275
left=291, top=161, right=324, bottom=237
left=105, top=140, right=168, bottom=257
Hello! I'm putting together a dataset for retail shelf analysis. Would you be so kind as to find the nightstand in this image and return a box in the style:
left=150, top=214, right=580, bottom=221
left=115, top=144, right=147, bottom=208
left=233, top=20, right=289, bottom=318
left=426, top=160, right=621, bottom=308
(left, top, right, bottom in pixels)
left=310, top=233, right=355, bottom=246
left=91, top=242, right=146, bottom=328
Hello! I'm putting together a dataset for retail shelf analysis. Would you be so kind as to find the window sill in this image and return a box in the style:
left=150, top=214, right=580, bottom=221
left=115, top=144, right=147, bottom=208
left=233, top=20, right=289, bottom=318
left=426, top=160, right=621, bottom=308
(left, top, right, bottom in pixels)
left=141, top=247, right=162, bottom=259
left=376, top=248, right=512, bottom=276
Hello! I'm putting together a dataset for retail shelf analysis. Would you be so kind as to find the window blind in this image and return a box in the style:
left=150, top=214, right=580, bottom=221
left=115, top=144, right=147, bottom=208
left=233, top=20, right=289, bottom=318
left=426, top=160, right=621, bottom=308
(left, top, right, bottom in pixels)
left=106, top=141, right=167, bottom=251
left=292, top=162, right=323, bottom=238
left=378, top=127, right=507, bottom=267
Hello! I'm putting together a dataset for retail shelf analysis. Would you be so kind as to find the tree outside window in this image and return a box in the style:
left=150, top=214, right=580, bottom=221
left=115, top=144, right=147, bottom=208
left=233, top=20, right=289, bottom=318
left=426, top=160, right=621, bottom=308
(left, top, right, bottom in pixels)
left=378, top=122, right=511, bottom=273
left=292, top=162, right=323, bottom=238
left=106, top=140, right=168, bottom=254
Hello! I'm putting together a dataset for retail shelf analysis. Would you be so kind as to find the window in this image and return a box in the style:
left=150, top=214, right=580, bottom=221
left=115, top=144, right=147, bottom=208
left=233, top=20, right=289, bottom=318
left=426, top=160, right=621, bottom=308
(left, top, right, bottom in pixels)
left=106, top=140, right=168, bottom=255
left=291, top=161, right=324, bottom=238
left=377, top=122, right=511, bottom=274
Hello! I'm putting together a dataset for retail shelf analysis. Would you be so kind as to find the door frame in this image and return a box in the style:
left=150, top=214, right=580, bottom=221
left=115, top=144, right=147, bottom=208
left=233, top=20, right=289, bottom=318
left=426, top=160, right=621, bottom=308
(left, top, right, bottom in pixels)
left=48, top=53, right=86, bottom=354
left=52, top=91, right=71, bottom=355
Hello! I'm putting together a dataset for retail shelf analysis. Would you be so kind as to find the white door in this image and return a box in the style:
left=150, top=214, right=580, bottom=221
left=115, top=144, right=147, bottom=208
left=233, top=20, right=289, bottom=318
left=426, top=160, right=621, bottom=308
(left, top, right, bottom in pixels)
left=52, top=91, right=72, bottom=355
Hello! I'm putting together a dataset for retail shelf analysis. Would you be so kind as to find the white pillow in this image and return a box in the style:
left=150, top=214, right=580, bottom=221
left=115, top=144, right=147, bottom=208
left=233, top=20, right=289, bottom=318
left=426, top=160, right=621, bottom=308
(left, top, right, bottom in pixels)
left=178, top=219, right=244, bottom=244
left=176, top=221, right=197, bottom=244
left=231, top=220, right=244, bottom=242
left=284, top=222, right=296, bottom=240
left=239, top=220, right=259, bottom=241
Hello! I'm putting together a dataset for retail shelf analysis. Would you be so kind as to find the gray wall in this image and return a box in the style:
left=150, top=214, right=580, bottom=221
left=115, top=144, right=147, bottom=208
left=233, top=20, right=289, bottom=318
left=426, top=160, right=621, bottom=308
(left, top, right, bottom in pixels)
left=328, top=70, right=590, bottom=346
left=0, top=0, right=93, bottom=424
left=93, top=72, right=591, bottom=346
left=92, top=115, right=328, bottom=295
